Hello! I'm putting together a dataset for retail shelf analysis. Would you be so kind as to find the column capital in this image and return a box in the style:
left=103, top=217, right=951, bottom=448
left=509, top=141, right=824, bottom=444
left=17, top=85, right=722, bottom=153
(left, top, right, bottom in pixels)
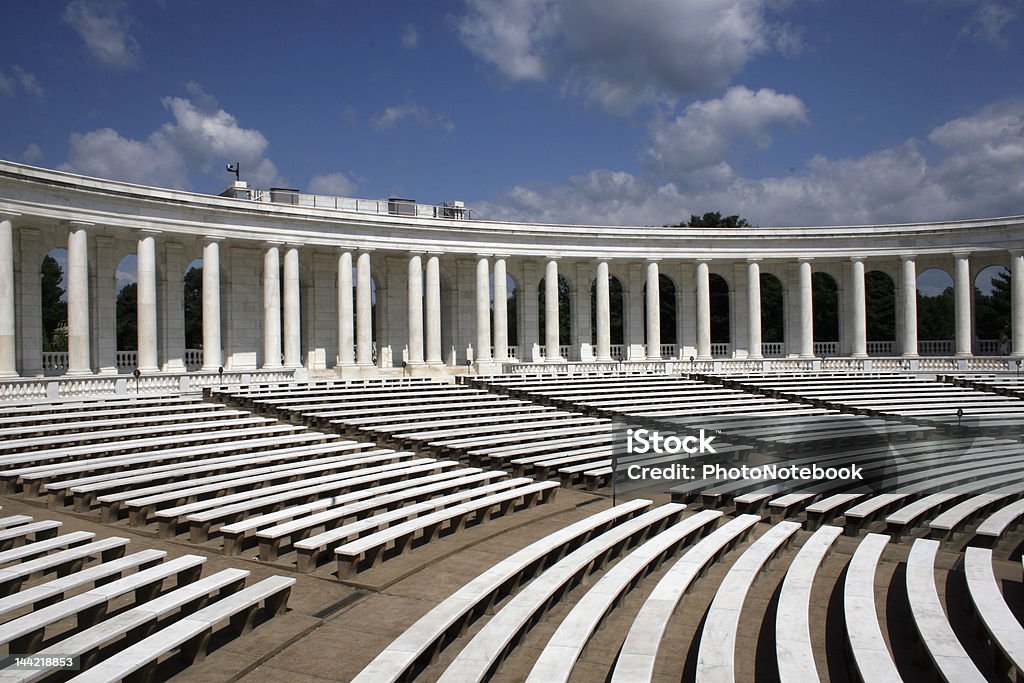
left=408, top=249, right=427, bottom=255
left=899, top=253, right=917, bottom=262
left=63, top=220, right=95, bottom=230
left=644, top=257, right=662, bottom=263
left=849, top=255, right=867, bottom=263
left=746, top=257, right=762, bottom=263
left=952, top=251, right=971, bottom=259
left=1009, top=248, right=1024, bottom=258
left=797, top=256, right=814, bottom=264
left=0, top=213, right=21, bottom=223
left=138, top=228, right=161, bottom=238
left=202, top=235, right=224, bottom=244
left=492, top=253, right=511, bottom=259
left=265, top=239, right=286, bottom=247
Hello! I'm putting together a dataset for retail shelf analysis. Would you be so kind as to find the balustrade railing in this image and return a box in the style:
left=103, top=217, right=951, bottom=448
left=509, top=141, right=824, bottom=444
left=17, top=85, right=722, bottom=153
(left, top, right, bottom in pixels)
left=247, top=189, right=472, bottom=220
left=42, top=352, right=69, bottom=373
left=660, top=344, right=678, bottom=358
left=918, top=340, right=954, bottom=356
left=711, top=343, right=731, bottom=358
left=185, top=349, right=203, bottom=371
left=115, top=350, right=137, bottom=370
left=761, top=342, right=784, bottom=357
left=814, top=341, right=838, bottom=355
left=866, top=341, right=895, bottom=356
left=609, top=344, right=625, bottom=361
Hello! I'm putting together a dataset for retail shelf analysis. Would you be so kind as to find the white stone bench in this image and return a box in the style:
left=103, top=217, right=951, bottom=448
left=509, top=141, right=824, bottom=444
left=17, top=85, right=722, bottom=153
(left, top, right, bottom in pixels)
left=436, top=502, right=686, bottom=682
left=156, top=457, right=453, bottom=539
left=317, top=398, right=509, bottom=426
left=843, top=532, right=901, bottom=681
left=906, top=538, right=986, bottom=682
left=52, top=439, right=364, bottom=511
left=695, top=520, right=801, bottom=682
left=0, top=415, right=275, bottom=455
left=351, top=499, right=653, bottom=683
left=62, top=574, right=294, bottom=683
left=0, top=536, right=132, bottom=598
left=775, top=525, right=843, bottom=683
left=344, top=402, right=539, bottom=430
left=0, top=516, right=32, bottom=530
left=928, top=484, right=1024, bottom=542
left=470, top=433, right=613, bottom=464
left=99, top=447, right=399, bottom=525
left=0, top=407, right=240, bottom=439
left=0, top=569, right=253, bottom=683
left=964, top=546, right=1024, bottom=678
left=390, top=414, right=590, bottom=446
left=610, top=513, right=762, bottom=682
left=2, top=431, right=331, bottom=500
left=0, top=547, right=162, bottom=613
left=333, top=481, right=560, bottom=578
left=0, top=531, right=95, bottom=565
left=0, top=423, right=307, bottom=477
left=258, top=475, right=524, bottom=562
left=510, top=444, right=610, bottom=476
left=116, top=448, right=406, bottom=526
left=974, top=498, right=1024, bottom=548
left=525, top=509, right=723, bottom=683
left=218, top=468, right=503, bottom=554
left=0, top=521, right=62, bottom=550
left=428, top=422, right=611, bottom=452
left=0, top=554, right=210, bottom=654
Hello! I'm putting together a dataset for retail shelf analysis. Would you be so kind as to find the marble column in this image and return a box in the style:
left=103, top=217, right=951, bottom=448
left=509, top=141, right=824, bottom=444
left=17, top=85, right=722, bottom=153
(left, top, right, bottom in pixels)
left=696, top=261, right=712, bottom=360
left=492, top=257, right=508, bottom=362
left=67, top=224, right=92, bottom=375
left=425, top=255, right=442, bottom=365
left=595, top=259, right=612, bottom=362
left=850, top=257, right=867, bottom=358
left=475, top=257, right=492, bottom=362
left=337, top=250, right=354, bottom=367
left=136, top=232, right=159, bottom=372
left=407, top=253, right=424, bottom=365
left=645, top=260, right=661, bottom=360
left=798, top=259, right=814, bottom=358
left=356, top=251, right=373, bottom=367
left=201, top=238, right=222, bottom=371
left=1012, top=250, right=1024, bottom=357
left=282, top=246, right=301, bottom=368
left=0, top=217, right=16, bottom=377
left=954, top=253, right=972, bottom=356
left=747, top=260, right=762, bottom=359
left=545, top=259, right=561, bottom=361
left=900, top=256, right=918, bottom=357
left=263, top=244, right=282, bottom=368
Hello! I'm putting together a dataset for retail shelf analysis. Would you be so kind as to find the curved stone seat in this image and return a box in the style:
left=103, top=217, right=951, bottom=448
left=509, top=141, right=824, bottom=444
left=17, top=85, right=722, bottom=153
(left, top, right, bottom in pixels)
left=843, top=533, right=901, bottom=682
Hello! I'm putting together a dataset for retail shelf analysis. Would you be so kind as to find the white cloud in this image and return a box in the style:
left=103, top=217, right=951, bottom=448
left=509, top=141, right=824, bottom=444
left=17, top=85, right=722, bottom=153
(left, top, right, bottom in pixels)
left=370, top=103, right=455, bottom=133
left=0, top=66, right=44, bottom=98
left=308, top=171, right=359, bottom=197
left=455, top=0, right=559, bottom=81
left=21, top=143, right=43, bottom=163
left=60, top=127, right=188, bottom=188
left=959, top=0, right=1018, bottom=47
left=475, top=100, right=1024, bottom=227
left=402, top=23, right=419, bottom=49
left=646, top=86, right=808, bottom=181
left=59, top=85, right=286, bottom=190
left=455, top=0, right=801, bottom=113
left=62, top=0, right=142, bottom=70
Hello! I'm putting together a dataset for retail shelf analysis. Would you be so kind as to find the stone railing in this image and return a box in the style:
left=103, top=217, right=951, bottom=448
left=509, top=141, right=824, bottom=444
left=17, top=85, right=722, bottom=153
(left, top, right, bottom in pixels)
left=0, top=369, right=298, bottom=402
left=814, top=341, right=838, bottom=355
left=711, top=343, right=731, bottom=358
left=761, top=342, right=784, bottom=357
left=866, top=341, right=895, bottom=355
left=918, top=340, right=954, bottom=356
left=660, top=344, right=678, bottom=358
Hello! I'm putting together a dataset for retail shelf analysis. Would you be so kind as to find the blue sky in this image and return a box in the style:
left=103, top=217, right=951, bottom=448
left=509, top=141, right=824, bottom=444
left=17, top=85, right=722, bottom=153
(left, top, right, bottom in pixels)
left=2, top=0, right=1023, bottom=230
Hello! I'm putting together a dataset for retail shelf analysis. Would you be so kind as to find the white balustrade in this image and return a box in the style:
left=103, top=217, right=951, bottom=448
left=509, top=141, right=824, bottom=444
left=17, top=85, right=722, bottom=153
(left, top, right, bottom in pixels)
left=918, top=340, right=954, bottom=356
left=711, top=343, right=731, bottom=358
left=609, top=344, right=625, bottom=361
left=813, top=341, right=838, bottom=355
left=115, top=350, right=137, bottom=370
left=866, top=341, right=895, bottom=356
left=184, top=348, right=203, bottom=371
left=660, top=343, right=678, bottom=358
left=761, top=342, right=784, bottom=357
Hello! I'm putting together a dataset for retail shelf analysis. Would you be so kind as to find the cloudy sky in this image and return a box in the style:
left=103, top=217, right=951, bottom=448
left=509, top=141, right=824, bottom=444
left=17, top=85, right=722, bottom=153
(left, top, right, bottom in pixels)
left=2, top=0, right=1023, bottom=228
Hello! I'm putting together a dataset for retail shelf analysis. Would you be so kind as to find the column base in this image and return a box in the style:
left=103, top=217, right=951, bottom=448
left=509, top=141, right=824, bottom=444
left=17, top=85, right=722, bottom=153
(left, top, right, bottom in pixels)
left=137, top=366, right=161, bottom=374
left=65, top=368, right=94, bottom=377
left=262, top=363, right=284, bottom=371
left=474, top=360, right=505, bottom=375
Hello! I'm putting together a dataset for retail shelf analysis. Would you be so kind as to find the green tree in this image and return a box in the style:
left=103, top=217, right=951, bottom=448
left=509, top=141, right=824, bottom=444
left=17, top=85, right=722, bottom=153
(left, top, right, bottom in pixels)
left=917, top=287, right=955, bottom=340
left=812, top=273, right=839, bottom=343
left=184, top=266, right=203, bottom=348
left=974, top=269, right=1011, bottom=339
left=116, top=283, right=137, bottom=351
left=40, top=254, right=67, bottom=352
left=865, top=271, right=896, bottom=341
left=760, top=274, right=784, bottom=343
left=669, top=212, right=751, bottom=228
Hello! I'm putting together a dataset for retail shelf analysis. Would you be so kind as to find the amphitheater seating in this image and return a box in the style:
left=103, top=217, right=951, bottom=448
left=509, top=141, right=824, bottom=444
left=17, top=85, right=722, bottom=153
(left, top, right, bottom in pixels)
left=964, top=546, right=1024, bottom=677
left=843, top=533, right=901, bottom=681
